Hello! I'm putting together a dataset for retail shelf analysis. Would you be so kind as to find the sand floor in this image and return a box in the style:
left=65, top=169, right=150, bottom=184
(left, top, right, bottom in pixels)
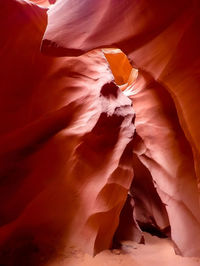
left=47, top=233, right=200, bottom=266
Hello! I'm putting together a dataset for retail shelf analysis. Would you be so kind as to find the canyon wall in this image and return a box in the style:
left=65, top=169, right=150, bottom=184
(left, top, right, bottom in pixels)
left=42, top=0, right=200, bottom=257
left=0, top=0, right=200, bottom=264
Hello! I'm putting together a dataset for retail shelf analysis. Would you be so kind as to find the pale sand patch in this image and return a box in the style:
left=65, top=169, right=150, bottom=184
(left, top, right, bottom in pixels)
left=48, top=233, right=200, bottom=266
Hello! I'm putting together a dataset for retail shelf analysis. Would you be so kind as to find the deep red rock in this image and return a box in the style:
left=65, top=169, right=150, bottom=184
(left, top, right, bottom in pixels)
left=41, top=0, right=200, bottom=257
left=1, top=0, right=200, bottom=263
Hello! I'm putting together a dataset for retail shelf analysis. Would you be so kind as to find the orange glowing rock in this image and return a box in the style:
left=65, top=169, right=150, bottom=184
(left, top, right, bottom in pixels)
left=29, top=0, right=50, bottom=7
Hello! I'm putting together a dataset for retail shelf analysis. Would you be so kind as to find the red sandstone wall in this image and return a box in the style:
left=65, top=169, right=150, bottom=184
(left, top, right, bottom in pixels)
left=1, top=0, right=200, bottom=264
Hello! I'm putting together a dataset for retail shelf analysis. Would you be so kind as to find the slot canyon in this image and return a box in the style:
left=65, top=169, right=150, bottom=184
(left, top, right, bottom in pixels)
left=1, top=0, right=200, bottom=265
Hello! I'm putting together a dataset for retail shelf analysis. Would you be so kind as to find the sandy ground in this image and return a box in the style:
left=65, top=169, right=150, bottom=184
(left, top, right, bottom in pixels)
left=47, top=233, right=200, bottom=266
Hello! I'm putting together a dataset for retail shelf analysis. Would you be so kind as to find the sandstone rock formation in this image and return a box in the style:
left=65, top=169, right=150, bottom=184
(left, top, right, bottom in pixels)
left=0, top=0, right=135, bottom=264
left=42, top=0, right=200, bottom=257
left=1, top=0, right=200, bottom=264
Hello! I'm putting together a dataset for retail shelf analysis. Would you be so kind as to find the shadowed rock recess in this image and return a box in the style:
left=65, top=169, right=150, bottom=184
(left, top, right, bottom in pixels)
left=1, top=0, right=200, bottom=265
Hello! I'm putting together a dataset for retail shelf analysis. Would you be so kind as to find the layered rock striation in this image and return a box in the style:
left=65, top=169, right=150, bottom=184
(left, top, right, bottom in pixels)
left=1, top=0, right=200, bottom=264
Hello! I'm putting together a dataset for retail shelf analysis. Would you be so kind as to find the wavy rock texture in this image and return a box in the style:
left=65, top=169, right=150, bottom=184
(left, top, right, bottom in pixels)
left=1, top=0, right=200, bottom=264
left=0, top=0, right=137, bottom=264
left=42, top=0, right=200, bottom=257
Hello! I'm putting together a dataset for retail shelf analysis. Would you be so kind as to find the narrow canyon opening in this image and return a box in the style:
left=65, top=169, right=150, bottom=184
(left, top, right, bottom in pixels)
left=103, top=48, right=171, bottom=246
left=102, top=48, right=199, bottom=258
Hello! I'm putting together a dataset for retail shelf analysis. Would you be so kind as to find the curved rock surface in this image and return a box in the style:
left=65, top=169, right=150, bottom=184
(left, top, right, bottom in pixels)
left=1, top=0, right=200, bottom=264
left=42, top=0, right=200, bottom=257
left=0, top=0, right=135, bottom=264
